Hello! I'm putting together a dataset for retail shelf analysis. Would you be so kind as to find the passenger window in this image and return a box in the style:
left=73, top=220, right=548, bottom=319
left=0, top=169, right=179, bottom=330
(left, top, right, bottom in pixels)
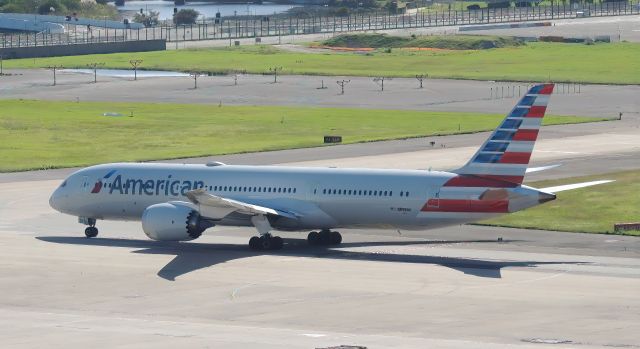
left=293, top=188, right=296, bottom=193
left=406, top=192, right=410, bottom=197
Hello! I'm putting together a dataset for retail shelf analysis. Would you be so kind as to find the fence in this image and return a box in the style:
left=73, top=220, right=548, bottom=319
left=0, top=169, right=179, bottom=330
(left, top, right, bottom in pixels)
left=2, top=0, right=639, bottom=49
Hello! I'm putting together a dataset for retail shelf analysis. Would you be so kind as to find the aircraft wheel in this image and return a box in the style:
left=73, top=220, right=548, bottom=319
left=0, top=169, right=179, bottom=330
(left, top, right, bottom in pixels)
left=260, top=235, right=273, bottom=250
left=271, top=236, right=284, bottom=250
left=330, top=231, right=342, bottom=245
left=249, top=236, right=261, bottom=250
left=319, top=230, right=332, bottom=245
left=84, top=226, right=98, bottom=238
left=307, top=231, right=320, bottom=246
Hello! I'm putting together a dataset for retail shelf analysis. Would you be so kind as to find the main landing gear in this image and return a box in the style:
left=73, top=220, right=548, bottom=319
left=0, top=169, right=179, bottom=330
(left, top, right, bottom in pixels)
left=249, top=234, right=284, bottom=251
left=248, top=215, right=284, bottom=251
left=307, top=229, right=342, bottom=246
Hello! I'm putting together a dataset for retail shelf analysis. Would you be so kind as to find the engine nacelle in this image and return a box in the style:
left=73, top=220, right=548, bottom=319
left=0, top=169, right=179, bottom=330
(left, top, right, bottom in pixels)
left=141, top=202, right=208, bottom=241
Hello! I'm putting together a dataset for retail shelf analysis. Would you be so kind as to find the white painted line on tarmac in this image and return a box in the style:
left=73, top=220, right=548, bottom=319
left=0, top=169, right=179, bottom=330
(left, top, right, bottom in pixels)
left=301, top=333, right=327, bottom=338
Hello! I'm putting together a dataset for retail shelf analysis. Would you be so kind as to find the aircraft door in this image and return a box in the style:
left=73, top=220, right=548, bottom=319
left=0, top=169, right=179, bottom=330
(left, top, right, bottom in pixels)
left=82, top=176, right=91, bottom=192
left=427, top=187, right=440, bottom=209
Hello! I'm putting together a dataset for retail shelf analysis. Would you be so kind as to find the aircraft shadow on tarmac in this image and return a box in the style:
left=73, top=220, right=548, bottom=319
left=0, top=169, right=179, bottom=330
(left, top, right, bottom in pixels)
left=36, top=236, right=585, bottom=281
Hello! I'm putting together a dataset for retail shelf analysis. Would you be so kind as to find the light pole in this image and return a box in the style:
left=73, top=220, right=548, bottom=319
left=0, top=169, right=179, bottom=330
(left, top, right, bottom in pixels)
left=336, top=79, right=350, bottom=94
left=189, top=71, right=201, bottom=89
left=373, top=76, right=391, bottom=91
left=86, top=62, right=105, bottom=83
left=47, top=65, right=64, bottom=86
left=129, top=59, right=143, bottom=80
left=0, top=54, right=3, bottom=76
left=415, top=74, right=427, bottom=88
left=269, top=66, right=282, bottom=83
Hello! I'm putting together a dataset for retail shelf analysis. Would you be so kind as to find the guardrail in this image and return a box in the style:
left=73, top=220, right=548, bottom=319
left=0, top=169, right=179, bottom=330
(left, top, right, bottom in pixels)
left=1, top=1, right=638, bottom=49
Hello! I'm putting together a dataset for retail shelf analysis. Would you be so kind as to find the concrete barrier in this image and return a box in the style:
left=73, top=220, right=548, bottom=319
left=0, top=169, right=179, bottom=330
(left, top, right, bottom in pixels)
left=0, top=39, right=166, bottom=59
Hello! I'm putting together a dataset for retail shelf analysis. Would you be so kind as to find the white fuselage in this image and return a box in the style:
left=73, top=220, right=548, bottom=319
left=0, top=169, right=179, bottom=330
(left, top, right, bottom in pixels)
left=51, top=162, right=542, bottom=233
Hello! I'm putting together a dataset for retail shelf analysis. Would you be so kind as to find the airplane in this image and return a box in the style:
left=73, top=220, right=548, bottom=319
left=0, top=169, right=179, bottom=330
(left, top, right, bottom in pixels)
left=49, top=83, right=613, bottom=250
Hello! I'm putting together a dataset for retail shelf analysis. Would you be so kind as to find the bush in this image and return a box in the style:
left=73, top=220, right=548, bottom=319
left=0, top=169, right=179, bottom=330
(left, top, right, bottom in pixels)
left=173, top=8, right=199, bottom=25
left=467, top=4, right=481, bottom=10
left=134, top=10, right=159, bottom=27
left=37, top=0, right=64, bottom=14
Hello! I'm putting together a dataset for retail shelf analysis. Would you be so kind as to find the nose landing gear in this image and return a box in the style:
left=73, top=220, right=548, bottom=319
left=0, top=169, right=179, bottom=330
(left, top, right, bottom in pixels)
left=80, top=217, right=98, bottom=238
left=84, top=226, right=99, bottom=238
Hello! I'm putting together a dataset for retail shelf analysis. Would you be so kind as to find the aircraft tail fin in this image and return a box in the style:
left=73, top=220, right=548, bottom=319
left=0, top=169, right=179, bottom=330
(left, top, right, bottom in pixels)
left=453, top=83, right=555, bottom=186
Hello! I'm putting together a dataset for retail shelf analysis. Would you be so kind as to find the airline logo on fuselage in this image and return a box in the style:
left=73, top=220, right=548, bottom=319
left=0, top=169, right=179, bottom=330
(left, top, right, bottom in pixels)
left=92, top=171, right=205, bottom=197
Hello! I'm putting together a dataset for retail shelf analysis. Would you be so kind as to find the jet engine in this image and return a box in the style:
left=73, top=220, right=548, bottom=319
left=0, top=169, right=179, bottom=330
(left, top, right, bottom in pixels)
left=141, top=202, right=211, bottom=241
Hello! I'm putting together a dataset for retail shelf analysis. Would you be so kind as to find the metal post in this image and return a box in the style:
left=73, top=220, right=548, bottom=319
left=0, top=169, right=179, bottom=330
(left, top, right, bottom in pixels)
left=129, top=59, right=143, bottom=81
left=87, top=62, right=105, bottom=83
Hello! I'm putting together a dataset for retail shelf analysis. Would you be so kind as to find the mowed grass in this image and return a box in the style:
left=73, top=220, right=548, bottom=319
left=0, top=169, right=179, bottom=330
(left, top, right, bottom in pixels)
left=0, top=99, right=603, bottom=172
left=482, top=170, right=640, bottom=236
left=4, top=42, right=640, bottom=84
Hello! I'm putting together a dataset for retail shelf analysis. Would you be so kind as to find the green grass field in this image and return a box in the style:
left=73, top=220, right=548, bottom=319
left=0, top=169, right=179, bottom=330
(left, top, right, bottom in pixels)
left=321, top=34, right=524, bottom=49
left=4, top=42, right=640, bottom=84
left=482, top=170, right=640, bottom=236
left=0, top=99, right=603, bottom=172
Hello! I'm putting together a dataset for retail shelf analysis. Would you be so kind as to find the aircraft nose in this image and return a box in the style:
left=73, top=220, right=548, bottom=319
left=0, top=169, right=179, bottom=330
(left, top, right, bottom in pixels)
left=49, top=186, right=68, bottom=213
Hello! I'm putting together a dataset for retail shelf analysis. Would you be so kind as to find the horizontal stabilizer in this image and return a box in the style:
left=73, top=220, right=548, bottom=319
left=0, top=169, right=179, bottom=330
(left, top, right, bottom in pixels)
left=526, top=164, right=562, bottom=173
left=540, top=180, right=614, bottom=193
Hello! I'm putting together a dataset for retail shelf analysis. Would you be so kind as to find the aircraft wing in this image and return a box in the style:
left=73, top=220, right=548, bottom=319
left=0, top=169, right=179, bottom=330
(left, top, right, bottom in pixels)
left=539, top=180, right=614, bottom=193
left=185, top=188, right=298, bottom=220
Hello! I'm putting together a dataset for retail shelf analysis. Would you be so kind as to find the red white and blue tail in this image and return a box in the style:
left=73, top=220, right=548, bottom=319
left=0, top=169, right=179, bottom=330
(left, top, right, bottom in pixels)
left=453, top=83, right=555, bottom=186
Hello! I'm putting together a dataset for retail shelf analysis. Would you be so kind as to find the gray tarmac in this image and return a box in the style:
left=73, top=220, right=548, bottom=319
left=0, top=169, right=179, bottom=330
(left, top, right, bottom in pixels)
left=1, top=69, right=637, bottom=118
left=1, top=20, right=640, bottom=346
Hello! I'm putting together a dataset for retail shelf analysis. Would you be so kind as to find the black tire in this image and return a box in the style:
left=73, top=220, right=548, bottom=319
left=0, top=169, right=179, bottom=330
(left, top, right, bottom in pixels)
left=330, top=231, right=342, bottom=245
left=319, top=230, right=332, bottom=245
left=260, top=235, right=272, bottom=250
left=271, top=236, right=284, bottom=250
left=84, top=227, right=98, bottom=238
left=307, top=231, right=320, bottom=246
left=249, top=236, right=261, bottom=250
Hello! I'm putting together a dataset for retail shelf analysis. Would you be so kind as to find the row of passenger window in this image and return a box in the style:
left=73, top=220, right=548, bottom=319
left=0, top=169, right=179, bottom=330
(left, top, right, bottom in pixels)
left=207, top=185, right=297, bottom=194
left=319, top=188, right=410, bottom=197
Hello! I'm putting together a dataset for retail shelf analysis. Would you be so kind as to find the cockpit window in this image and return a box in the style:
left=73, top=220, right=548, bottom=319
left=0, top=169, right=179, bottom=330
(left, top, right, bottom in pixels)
left=60, top=180, right=67, bottom=188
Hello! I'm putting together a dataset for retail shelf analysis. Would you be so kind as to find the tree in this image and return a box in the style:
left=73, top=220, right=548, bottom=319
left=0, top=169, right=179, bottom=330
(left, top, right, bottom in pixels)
left=173, top=9, right=199, bottom=25
left=134, top=10, right=159, bottom=27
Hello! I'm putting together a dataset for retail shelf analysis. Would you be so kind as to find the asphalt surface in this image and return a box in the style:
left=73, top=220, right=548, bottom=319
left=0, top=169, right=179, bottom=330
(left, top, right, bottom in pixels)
left=1, top=69, right=638, bottom=118
left=1, top=17, right=639, bottom=346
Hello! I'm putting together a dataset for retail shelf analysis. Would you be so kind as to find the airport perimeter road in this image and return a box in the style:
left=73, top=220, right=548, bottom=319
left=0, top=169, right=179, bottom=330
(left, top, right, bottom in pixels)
left=0, top=175, right=639, bottom=348
left=1, top=70, right=638, bottom=119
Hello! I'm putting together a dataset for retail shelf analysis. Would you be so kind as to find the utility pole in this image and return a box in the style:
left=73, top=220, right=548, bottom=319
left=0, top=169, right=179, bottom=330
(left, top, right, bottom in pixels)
left=415, top=74, right=427, bottom=88
left=336, top=79, right=350, bottom=94
left=373, top=76, right=391, bottom=91
left=0, top=54, right=3, bottom=76
left=189, top=71, right=201, bottom=89
left=47, top=65, right=63, bottom=86
left=86, top=62, right=105, bottom=83
left=129, top=59, right=143, bottom=81
left=269, top=66, right=282, bottom=83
